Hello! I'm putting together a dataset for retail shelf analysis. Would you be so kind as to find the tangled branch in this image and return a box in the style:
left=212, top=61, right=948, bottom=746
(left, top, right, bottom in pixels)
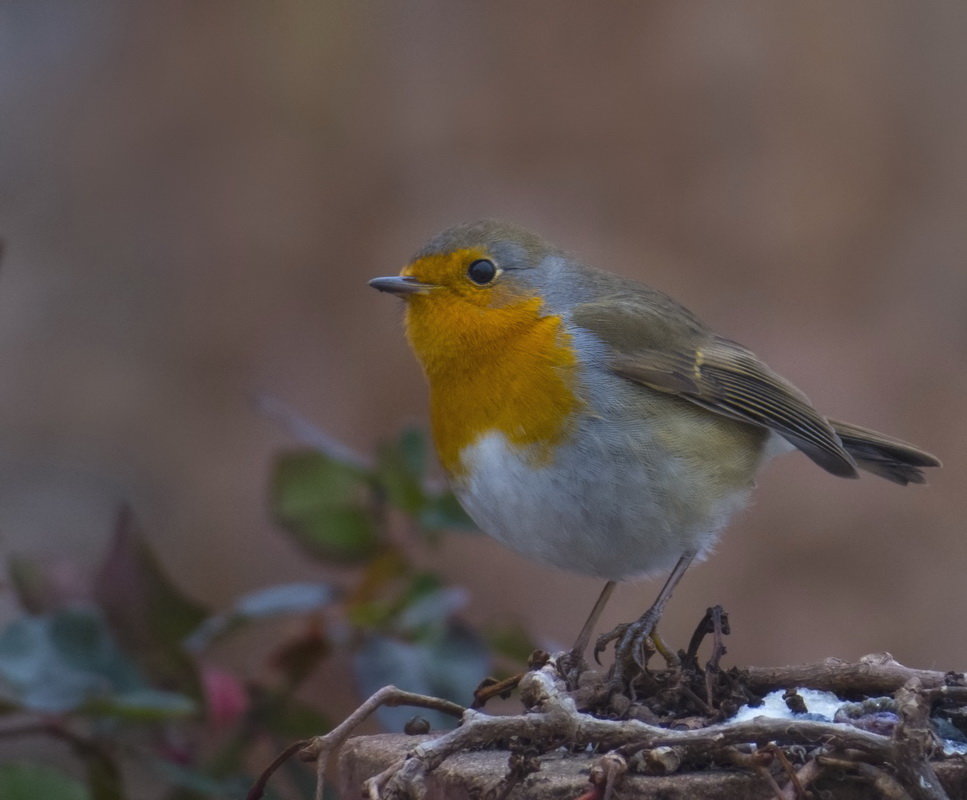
left=276, top=651, right=964, bottom=800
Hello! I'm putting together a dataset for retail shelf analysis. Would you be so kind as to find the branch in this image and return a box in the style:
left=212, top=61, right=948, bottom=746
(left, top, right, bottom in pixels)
left=250, top=650, right=967, bottom=800
left=253, top=393, right=371, bottom=468
left=363, top=662, right=905, bottom=799
left=744, top=652, right=964, bottom=696
left=296, top=685, right=465, bottom=800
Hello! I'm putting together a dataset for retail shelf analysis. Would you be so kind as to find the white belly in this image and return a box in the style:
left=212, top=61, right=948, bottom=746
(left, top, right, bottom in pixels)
left=454, top=428, right=756, bottom=581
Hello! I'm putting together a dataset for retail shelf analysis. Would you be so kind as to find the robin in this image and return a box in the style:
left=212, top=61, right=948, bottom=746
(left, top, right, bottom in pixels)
left=369, top=220, right=940, bottom=679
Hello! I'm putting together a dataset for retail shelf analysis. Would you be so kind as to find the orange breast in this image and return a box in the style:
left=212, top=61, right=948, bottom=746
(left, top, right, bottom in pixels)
left=403, top=279, right=584, bottom=477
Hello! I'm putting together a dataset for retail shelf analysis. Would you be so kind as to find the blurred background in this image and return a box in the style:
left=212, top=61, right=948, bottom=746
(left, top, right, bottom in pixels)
left=1, top=1, right=965, bottom=793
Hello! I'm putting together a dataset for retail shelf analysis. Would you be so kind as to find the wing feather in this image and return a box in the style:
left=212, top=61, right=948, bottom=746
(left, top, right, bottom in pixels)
left=572, top=297, right=858, bottom=477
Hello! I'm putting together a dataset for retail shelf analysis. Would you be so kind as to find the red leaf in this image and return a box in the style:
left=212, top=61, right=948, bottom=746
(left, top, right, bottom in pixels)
left=94, top=507, right=208, bottom=695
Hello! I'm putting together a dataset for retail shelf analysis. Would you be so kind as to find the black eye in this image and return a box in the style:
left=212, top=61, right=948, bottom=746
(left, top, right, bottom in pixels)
left=467, top=258, right=497, bottom=285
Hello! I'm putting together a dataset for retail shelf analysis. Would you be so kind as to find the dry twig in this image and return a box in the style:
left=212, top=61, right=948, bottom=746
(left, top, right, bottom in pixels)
left=296, top=685, right=464, bottom=800
left=745, top=652, right=965, bottom=696
left=249, top=647, right=966, bottom=799
left=326, top=660, right=943, bottom=799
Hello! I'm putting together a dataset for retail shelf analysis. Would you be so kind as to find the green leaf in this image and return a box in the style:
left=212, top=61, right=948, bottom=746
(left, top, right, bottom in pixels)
left=397, top=427, right=427, bottom=476
left=396, top=586, right=469, bottom=633
left=80, top=747, right=123, bottom=800
left=0, top=607, right=192, bottom=722
left=81, top=688, right=196, bottom=721
left=49, top=609, right=140, bottom=684
left=271, top=450, right=380, bottom=564
left=0, top=741, right=122, bottom=800
left=485, top=622, right=539, bottom=665
left=353, top=625, right=489, bottom=731
left=422, top=624, right=490, bottom=707
left=0, top=764, right=90, bottom=800
left=376, top=428, right=427, bottom=514
left=0, top=609, right=140, bottom=713
left=347, top=571, right=441, bottom=633
left=7, top=556, right=55, bottom=614
left=185, top=582, right=335, bottom=652
left=234, top=583, right=335, bottom=617
left=93, top=508, right=207, bottom=695
left=419, top=491, right=476, bottom=532
left=254, top=689, right=331, bottom=739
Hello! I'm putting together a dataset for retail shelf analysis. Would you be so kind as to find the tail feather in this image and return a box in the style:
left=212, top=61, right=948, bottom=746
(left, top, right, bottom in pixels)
left=828, top=419, right=941, bottom=486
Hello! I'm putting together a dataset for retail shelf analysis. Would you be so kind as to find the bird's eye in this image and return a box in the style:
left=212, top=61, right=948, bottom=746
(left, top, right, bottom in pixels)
left=467, top=258, right=498, bottom=285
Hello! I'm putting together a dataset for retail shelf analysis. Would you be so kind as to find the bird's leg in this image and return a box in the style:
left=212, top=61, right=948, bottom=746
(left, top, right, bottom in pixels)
left=559, top=580, right=617, bottom=683
left=595, top=551, right=697, bottom=687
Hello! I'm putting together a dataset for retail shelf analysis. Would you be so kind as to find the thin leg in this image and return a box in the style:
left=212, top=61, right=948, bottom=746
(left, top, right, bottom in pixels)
left=635, top=551, right=695, bottom=631
left=558, top=580, right=617, bottom=685
left=597, top=550, right=697, bottom=685
left=570, top=580, right=617, bottom=661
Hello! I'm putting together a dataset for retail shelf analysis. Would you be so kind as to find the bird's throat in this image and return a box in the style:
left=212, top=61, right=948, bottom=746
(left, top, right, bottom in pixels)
left=405, top=296, right=584, bottom=477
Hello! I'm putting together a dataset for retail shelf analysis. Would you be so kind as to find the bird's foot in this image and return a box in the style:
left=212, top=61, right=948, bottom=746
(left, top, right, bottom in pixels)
left=593, top=623, right=630, bottom=664
left=598, top=607, right=663, bottom=691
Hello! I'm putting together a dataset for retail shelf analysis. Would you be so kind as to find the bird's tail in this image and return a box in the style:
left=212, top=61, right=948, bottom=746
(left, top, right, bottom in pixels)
left=829, top=419, right=941, bottom=485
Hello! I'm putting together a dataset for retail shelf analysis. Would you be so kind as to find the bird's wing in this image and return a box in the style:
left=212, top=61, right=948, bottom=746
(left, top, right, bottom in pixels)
left=571, top=294, right=858, bottom=478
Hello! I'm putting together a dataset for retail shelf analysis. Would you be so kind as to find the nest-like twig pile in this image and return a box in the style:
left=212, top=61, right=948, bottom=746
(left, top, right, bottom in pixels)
left=250, top=609, right=967, bottom=800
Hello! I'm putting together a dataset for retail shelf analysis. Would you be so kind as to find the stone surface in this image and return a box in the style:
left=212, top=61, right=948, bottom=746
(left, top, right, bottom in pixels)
left=335, top=732, right=967, bottom=799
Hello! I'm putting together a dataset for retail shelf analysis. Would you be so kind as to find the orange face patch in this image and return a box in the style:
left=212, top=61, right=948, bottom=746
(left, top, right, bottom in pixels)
left=399, top=250, right=584, bottom=477
left=401, top=248, right=508, bottom=305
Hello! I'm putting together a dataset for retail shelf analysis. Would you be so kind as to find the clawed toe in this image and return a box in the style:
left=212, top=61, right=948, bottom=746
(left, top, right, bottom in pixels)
left=609, top=608, right=662, bottom=687
left=593, top=623, right=630, bottom=664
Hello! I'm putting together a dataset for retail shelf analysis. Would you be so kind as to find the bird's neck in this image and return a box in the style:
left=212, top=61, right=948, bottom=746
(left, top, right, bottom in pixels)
left=405, top=297, right=584, bottom=476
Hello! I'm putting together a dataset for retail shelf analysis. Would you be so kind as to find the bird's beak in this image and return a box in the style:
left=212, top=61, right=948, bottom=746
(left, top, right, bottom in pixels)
left=368, top=276, right=437, bottom=296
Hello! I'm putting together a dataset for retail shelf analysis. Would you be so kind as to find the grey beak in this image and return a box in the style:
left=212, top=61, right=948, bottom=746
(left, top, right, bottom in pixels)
left=368, top=276, right=437, bottom=296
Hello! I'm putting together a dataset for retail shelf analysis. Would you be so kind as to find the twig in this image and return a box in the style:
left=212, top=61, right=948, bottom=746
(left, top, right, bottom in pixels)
left=246, top=739, right=310, bottom=800
left=473, top=673, right=525, bottom=709
left=252, top=651, right=967, bottom=799
left=765, top=744, right=805, bottom=799
left=362, top=757, right=405, bottom=799
left=487, top=748, right=543, bottom=800
left=820, top=755, right=916, bottom=800
left=723, top=747, right=781, bottom=797
left=704, top=605, right=729, bottom=708
left=590, top=753, right=627, bottom=800
left=891, top=679, right=948, bottom=799
left=853, top=762, right=915, bottom=800
left=927, top=685, right=967, bottom=701
left=296, top=685, right=465, bottom=800
left=745, top=652, right=964, bottom=696
left=756, top=764, right=784, bottom=800
left=683, top=606, right=716, bottom=665
left=676, top=681, right=713, bottom=715
left=365, top=662, right=898, bottom=797
left=253, top=392, right=371, bottom=468
left=779, top=758, right=823, bottom=800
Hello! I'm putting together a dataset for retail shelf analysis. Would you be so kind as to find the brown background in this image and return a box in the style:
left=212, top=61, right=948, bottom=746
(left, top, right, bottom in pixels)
left=0, top=1, right=965, bottom=712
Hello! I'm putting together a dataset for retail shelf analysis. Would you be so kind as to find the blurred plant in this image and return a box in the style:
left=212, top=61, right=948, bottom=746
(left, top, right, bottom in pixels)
left=0, top=425, right=536, bottom=800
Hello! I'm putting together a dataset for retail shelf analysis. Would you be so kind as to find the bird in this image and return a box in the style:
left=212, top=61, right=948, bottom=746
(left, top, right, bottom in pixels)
left=369, top=219, right=940, bottom=680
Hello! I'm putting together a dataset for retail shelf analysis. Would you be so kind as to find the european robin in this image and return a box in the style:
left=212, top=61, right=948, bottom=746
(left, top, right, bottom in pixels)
left=370, top=220, right=940, bottom=679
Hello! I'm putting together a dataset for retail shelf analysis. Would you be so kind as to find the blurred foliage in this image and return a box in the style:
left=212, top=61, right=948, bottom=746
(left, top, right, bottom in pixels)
left=0, top=427, right=534, bottom=800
